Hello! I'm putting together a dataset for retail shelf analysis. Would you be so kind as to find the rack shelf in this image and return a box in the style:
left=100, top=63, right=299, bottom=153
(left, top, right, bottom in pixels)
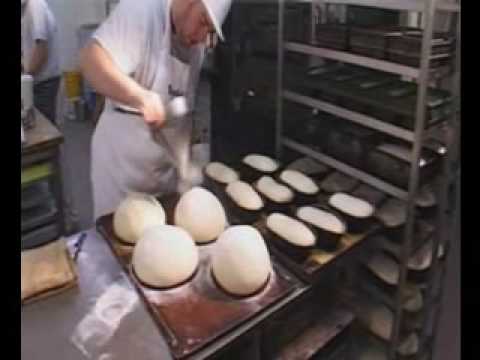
left=323, top=0, right=460, bottom=12
left=282, top=137, right=409, bottom=199
left=283, top=90, right=424, bottom=142
left=285, top=42, right=420, bottom=78
left=277, top=1, right=460, bottom=358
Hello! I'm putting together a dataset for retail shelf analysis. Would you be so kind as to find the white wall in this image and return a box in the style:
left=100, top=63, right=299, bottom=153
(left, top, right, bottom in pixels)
left=47, top=0, right=107, bottom=70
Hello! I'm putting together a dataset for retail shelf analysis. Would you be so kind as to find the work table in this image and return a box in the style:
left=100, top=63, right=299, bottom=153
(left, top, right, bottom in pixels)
left=21, top=109, right=63, bottom=158
left=21, top=230, right=310, bottom=360
left=21, top=230, right=174, bottom=360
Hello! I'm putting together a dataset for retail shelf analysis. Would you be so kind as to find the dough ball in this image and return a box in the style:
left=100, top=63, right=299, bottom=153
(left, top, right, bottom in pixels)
left=279, top=170, right=319, bottom=195
left=226, top=181, right=263, bottom=211
left=256, top=176, right=294, bottom=203
left=242, top=154, right=279, bottom=173
left=174, top=187, right=227, bottom=243
left=132, top=225, right=199, bottom=288
left=212, top=226, right=272, bottom=296
left=329, top=193, right=374, bottom=218
left=266, top=213, right=315, bottom=247
left=296, top=206, right=346, bottom=234
left=113, top=193, right=166, bottom=244
left=205, top=162, right=239, bottom=184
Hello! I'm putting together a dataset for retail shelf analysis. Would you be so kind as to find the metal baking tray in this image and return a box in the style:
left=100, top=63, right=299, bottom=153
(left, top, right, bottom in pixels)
left=96, top=195, right=302, bottom=359
left=21, top=199, right=58, bottom=233
left=314, top=24, right=350, bottom=50
left=298, top=69, right=453, bottom=130
left=21, top=181, right=52, bottom=211
left=323, top=120, right=381, bottom=169
left=387, top=30, right=455, bottom=68
left=254, top=212, right=380, bottom=284
left=365, top=143, right=441, bottom=189
left=349, top=26, right=406, bottom=60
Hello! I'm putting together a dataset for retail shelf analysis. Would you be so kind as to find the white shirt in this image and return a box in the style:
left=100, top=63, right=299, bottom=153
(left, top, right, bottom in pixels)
left=92, top=0, right=204, bottom=110
left=21, top=0, right=61, bottom=83
left=90, top=0, right=205, bottom=219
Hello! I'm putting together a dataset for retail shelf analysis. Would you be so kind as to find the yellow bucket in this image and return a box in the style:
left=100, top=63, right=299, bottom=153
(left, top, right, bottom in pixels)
left=63, top=71, right=82, bottom=100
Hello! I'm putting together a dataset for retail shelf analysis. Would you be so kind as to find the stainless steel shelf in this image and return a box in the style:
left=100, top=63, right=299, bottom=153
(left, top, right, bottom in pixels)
left=283, top=90, right=418, bottom=142
left=285, top=42, right=420, bottom=78
left=323, top=0, right=460, bottom=12
left=282, top=137, right=409, bottom=199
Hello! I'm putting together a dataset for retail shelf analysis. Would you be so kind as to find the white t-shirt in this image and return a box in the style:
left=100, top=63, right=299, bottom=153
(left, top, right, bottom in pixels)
left=21, top=0, right=61, bottom=83
left=92, top=0, right=204, bottom=110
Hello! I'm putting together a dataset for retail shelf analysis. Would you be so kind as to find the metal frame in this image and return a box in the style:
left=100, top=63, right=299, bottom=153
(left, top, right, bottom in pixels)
left=276, top=0, right=460, bottom=358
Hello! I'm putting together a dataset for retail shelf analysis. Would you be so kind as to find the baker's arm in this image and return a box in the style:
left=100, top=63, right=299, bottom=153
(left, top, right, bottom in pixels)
left=79, top=41, right=166, bottom=128
left=25, top=40, right=48, bottom=76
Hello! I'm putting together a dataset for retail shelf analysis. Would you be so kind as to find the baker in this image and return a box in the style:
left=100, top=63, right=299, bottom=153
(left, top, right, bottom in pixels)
left=80, top=0, right=232, bottom=220
left=21, top=0, right=61, bottom=124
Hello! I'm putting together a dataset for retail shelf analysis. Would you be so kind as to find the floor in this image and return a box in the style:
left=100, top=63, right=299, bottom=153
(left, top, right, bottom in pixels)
left=59, top=79, right=460, bottom=360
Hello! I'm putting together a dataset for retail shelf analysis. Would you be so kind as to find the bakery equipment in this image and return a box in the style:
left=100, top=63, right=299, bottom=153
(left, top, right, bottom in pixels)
left=365, top=143, right=441, bottom=189
left=96, top=194, right=301, bottom=360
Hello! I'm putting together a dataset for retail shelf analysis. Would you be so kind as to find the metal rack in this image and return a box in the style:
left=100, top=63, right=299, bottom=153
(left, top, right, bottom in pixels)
left=276, top=0, right=460, bottom=359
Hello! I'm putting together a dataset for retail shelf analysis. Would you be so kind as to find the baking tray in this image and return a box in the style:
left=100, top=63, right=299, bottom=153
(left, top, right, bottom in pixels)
left=349, top=26, right=405, bottom=60
left=299, top=69, right=453, bottom=130
left=254, top=214, right=380, bottom=284
left=323, top=120, right=381, bottom=169
left=365, top=143, right=441, bottom=189
left=96, top=199, right=301, bottom=359
left=314, top=24, right=350, bottom=50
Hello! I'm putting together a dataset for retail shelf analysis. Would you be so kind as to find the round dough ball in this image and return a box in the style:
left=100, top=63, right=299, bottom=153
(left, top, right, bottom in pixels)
left=226, top=181, right=263, bottom=210
left=132, top=225, right=199, bottom=288
left=205, top=162, right=239, bottom=184
left=212, top=226, right=272, bottom=296
left=174, top=187, right=227, bottom=243
left=266, top=213, right=315, bottom=247
left=279, top=169, right=319, bottom=195
left=243, top=154, right=279, bottom=173
left=113, top=193, right=166, bottom=244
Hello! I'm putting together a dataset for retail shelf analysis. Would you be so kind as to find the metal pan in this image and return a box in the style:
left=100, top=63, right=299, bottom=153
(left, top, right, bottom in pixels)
left=96, top=214, right=300, bottom=360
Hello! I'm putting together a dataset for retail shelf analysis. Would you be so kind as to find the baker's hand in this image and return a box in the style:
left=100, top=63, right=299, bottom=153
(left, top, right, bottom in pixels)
left=137, top=90, right=166, bottom=129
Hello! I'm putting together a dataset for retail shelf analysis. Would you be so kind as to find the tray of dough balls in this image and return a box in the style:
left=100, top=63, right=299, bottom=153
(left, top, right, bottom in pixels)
left=96, top=188, right=302, bottom=360
left=203, top=154, right=384, bottom=284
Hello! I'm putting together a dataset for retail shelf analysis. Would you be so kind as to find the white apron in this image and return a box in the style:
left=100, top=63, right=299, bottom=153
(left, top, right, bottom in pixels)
left=91, top=0, right=204, bottom=220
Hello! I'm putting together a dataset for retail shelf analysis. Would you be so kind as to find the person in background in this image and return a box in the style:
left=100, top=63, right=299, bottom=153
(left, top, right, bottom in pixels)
left=80, top=0, right=232, bottom=220
left=21, top=0, right=61, bottom=124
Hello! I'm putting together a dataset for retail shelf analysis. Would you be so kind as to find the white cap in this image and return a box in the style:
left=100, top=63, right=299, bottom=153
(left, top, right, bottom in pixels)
left=200, top=0, right=232, bottom=41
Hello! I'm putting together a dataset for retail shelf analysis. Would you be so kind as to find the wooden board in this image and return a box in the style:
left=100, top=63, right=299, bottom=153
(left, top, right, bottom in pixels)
left=96, top=212, right=300, bottom=359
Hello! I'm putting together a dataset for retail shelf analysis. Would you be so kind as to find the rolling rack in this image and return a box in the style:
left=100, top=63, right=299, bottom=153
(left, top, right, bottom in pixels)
left=276, top=0, right=460, bottom=359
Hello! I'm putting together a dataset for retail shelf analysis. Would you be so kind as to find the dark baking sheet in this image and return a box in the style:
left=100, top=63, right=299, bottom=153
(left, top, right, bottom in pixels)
left=297, top=68, right=453, bottom=130
left=96, top=206, right=300, bottom=359
left=254, top=216, right=379, bottom=284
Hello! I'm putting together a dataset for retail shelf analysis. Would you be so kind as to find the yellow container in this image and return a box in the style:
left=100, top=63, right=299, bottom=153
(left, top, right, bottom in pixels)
left=63, top=71, right=82, bottom=100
